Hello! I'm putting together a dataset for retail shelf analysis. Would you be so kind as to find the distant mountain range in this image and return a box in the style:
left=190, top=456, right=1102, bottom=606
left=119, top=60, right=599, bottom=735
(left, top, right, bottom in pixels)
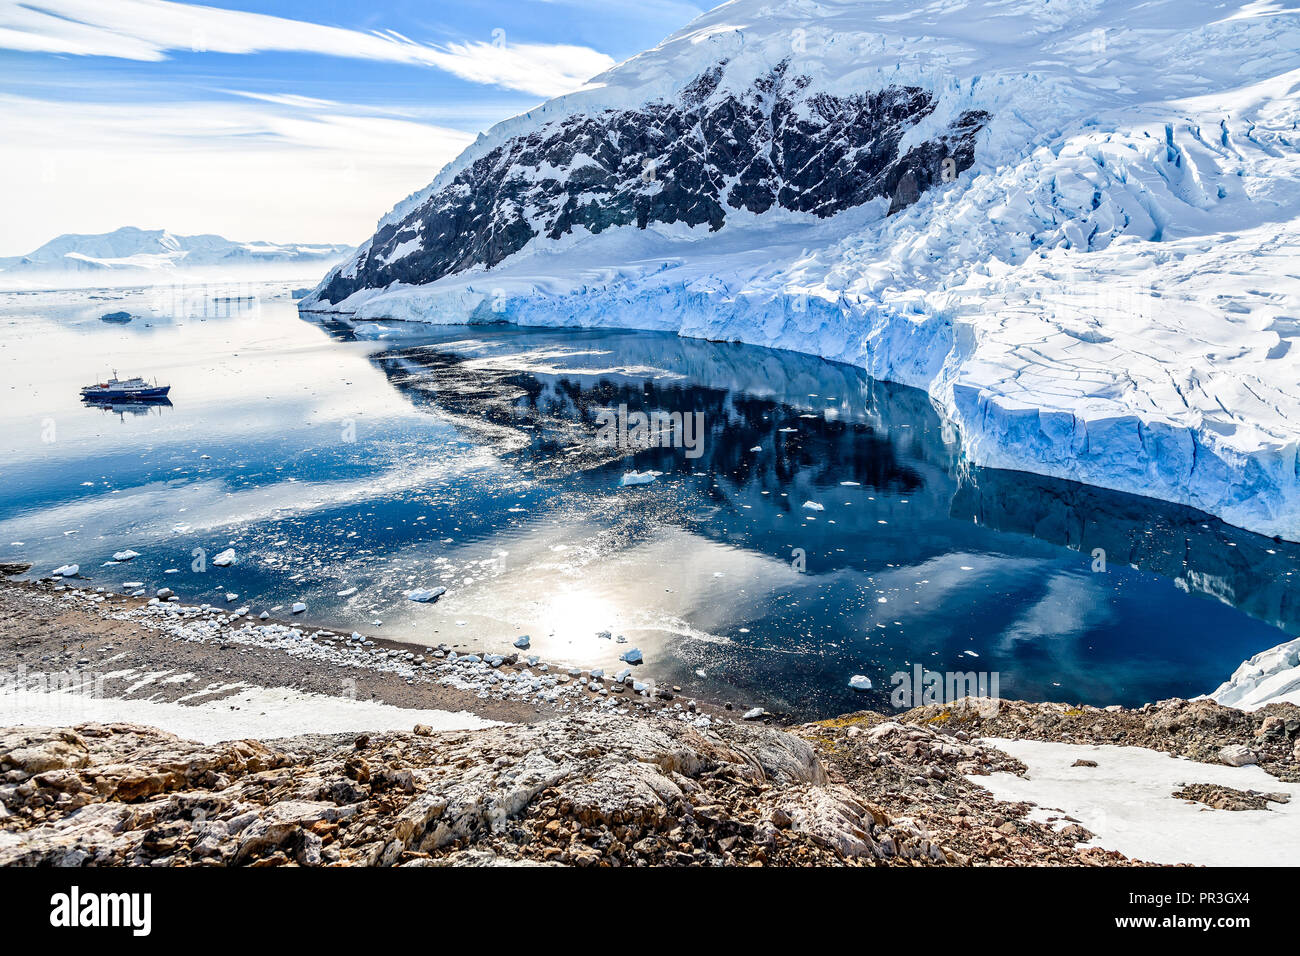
left=0, top=227, right=353, bottom=277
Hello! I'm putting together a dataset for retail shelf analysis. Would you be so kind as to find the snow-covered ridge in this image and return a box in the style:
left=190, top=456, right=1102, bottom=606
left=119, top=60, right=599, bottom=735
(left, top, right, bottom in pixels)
left=2, top=226, right=353, bottom=278
left=303, top=0, right=1300, bottom=541
left=1209, top=635, right=1300, bottom=710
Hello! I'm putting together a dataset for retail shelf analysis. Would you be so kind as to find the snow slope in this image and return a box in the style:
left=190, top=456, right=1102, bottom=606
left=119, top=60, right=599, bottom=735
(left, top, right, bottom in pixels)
left=1209, top=634, right=1300, bottom=709
left=976, top=738, right=1300, bottom=866
left=303, top=0, right=1300, bottom=541
left=0, top=678, right=497, bottom=744
left=2, top=227, right=353, bottom=284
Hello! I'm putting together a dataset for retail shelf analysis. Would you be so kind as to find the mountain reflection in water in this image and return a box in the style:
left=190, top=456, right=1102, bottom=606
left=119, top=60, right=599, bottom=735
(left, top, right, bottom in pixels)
left=341, top=323, right=1297, bottom=717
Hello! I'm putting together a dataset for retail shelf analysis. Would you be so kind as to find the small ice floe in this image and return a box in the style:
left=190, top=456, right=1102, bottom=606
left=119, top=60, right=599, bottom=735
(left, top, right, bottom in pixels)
left=619, top=470, right=662, bottom=487
left=112, top=549, right=140, bottom=562
left=291, top=602, right=307, bottom=614
left=802, top=500, right=825, bottom=511
left=122, top=581, right=143, bottom=589
left=513, top=635, right=531, bottom=649
left=259, top=611, right=270, bottom=620
left=336, top=587, right=357, bottom=598
left=405, top=586, right=446, bottom=603
left=963, top=650, right=980, bottom=658
left=51, top=564, right=79, bottom=577
left=619, top=648, right=644, bottom=664
left=848, top=675, right=873, bottom=691
left=840, top=481, right=861, bottom=487
left=749, top=445, right=762, bottom=452
left=225, top=593, right=238, bottom=602
left=778, top=427, right=797, bottom=433
left=156, top=588, right=173, bottom=598
left=212, top=549, right=237, bottom=567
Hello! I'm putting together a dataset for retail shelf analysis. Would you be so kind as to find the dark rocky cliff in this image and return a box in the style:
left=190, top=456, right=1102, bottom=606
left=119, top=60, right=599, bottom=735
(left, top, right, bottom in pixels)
left=318, top=63, right=987, bottom=305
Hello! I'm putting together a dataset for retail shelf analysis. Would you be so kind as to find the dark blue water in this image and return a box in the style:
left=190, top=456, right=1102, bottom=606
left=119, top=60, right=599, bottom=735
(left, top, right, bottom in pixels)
left=2, top=282, right=1296, bottom=718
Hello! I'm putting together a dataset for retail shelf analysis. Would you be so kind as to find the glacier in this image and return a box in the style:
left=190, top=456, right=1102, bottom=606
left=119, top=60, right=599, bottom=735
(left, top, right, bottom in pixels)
left=302, top=0, right=1300, bottom=542
left=1209, top=635, right=1300, bottom=710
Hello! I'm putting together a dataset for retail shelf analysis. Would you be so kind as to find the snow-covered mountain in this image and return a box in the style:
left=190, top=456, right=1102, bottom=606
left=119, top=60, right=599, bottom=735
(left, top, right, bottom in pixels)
left=302, top=0, right=1300, bottom=541
left=2, top=227, right=352, bottom=279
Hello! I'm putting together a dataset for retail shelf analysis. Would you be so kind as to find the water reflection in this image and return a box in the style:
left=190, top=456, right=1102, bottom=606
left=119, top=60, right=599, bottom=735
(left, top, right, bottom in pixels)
left=2, top=286, right=1294, bottom=720
left=81, top=396, right=174, bottom=418
left=349, top=324, right=1299, bottom=715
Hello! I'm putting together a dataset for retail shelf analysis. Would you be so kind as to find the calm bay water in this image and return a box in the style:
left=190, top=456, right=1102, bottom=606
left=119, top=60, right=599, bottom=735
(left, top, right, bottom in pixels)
left=1, top=280, right=1296, bottom=718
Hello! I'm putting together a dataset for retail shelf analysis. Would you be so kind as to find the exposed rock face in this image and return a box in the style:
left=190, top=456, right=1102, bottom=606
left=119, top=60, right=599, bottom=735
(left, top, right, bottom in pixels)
left=11, top=696, right=1287, bottom=867
left=0, top=716, right=876, bottom=867
left=318, top=65, right=987, bottom=305
left=0, top=705, right=1161, bottom=867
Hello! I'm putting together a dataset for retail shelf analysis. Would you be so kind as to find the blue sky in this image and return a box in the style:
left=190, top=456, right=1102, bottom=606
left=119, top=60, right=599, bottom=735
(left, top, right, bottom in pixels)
left=0, top=0, right=708, bottom=254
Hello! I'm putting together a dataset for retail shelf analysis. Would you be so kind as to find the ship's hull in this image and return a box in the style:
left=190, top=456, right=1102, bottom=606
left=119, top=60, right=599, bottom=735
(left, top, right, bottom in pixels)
left=80, top=385, right=170, bottom=400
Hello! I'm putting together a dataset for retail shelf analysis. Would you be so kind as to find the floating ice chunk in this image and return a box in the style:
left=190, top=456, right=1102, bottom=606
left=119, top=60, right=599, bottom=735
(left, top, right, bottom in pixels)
left=802, top=500, right=825, bottom=511
left=336, top=587, right=357, bottom=598
left=619, top=648, right=643, bottom=664
left=849, top=675, right=873, bottom=691
left=840, top=481, right=861, bottom=487
left=513, top=634, right=531, bottom=649
left=212, top=549, right=237, bottom=567
left=291, top=602, right=307, bottom=614
left=51, top=564, right=79, bottom=577
left=749, top=445, right=762, bottom=452
left=406, top=586, right=446, bottom=603
left=619, top=470, right=662, bottom=487
left=112, top=550, right=140, bottom=562
left=122, top=581, right=143, bottom=589
left=963, top=650, right=980, bottom=657
left=259, top=612, right=270, bottom=620
left=225, top=593, right=238, bottom=602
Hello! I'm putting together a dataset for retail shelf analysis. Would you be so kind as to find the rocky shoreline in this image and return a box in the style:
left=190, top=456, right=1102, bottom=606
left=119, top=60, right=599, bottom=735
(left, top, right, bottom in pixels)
left=2, top=577, right=1299, bottom=866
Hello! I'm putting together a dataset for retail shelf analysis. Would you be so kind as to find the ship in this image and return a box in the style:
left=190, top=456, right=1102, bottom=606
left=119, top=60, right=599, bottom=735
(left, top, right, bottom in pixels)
left=79, top=372, right=171, bottom=401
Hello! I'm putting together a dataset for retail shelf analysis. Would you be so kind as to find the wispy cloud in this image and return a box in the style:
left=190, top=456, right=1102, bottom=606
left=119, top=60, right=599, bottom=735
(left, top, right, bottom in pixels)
left=0, top=92, right=477, bottom=252
left=0, top=0, right=616, bottom=96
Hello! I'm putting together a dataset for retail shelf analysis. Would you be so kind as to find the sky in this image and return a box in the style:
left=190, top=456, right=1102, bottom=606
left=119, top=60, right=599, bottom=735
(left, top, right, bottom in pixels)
left=0, top=0, right=707, bottom=255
